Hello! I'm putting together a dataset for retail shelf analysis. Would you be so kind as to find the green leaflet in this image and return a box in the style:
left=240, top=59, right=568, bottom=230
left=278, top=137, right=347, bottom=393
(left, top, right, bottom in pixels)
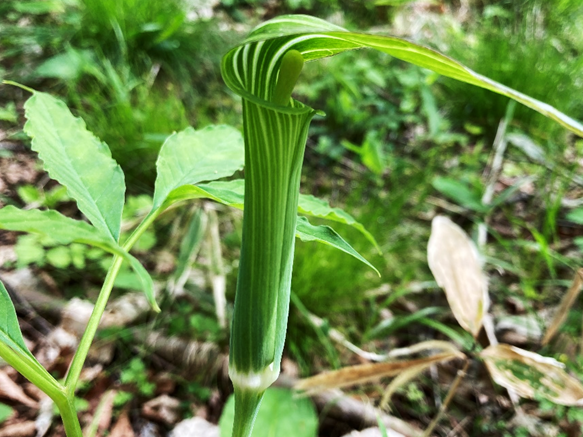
left=219, top=388, right=318, bottom=437
left=0, top=206, right=123, bottom=250
left=0, top=280, right=61, bottom=391
left=297, top=194, right=379, bottom=252
left=0, top=280, right=38, bottom=361
left=295, top=217, right=378, bottom=275
left=23, top=90, right=125, bottom=242
left=157, top=180, right=377, bottom=271
left=222, top=15, right=583, bottom=137
left=164, top=180, right=246, bottom=208
left=152, top=125, right=244, bottom=212
left=0, top=207, right=157, bottom=312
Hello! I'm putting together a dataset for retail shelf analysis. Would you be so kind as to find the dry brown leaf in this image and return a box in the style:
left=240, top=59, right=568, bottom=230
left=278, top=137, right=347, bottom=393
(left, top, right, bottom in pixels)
left=295, top=352, right=464, bottom=394
left=0, top=370, right=38, bottom=408
left=427, top=215, right=489, bottom=337
left=0, top=421, right=36, bottom=437
left=109, top=408, right=135, bottom=437
left=386, top=340, right=461, bottom=359
left=542, top=269, right=583, bottom=345
left=35, top=396, right=54, bottom=437
left=142, top=395, right=181, bottom=425
left=481, top=344, right=583, bottom=406
left=380, top=363, right=434, bottom=411
left=83, top=389, right=116, bottom=437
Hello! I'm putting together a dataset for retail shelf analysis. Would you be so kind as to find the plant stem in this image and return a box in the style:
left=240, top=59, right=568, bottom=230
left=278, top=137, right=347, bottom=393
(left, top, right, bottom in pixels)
left=0, top=342, right=63, bottom=400
left=64, top=255, right=124, bottom=394
left=64, top=210, right=160, bottom=395
left=54, top=395, right=84, bottom=437
left=231, top=387, right=264, bottom=437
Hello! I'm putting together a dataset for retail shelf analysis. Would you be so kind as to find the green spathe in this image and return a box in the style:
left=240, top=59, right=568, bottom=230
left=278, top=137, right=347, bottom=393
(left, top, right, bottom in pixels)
left=230, top=96, right=315, bottom=374
left=224, top=38, right=315, bottom=437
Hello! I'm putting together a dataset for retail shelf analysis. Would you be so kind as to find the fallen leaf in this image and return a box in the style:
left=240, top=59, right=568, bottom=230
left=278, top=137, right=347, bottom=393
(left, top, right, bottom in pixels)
left=296, top=352, right=464, bottom=394
left=142, top=395, right=181, bottom=425
left=481, top=344, right=583, bottom=406
left=427, top=215, right=489, bottom=337
left=109, top=408, right=134, bottom=437
left=0, top=370, right=38, bottom=408
left=542, top=269, right=583, bottom=345
left=0, top=421, right=36, bottom=437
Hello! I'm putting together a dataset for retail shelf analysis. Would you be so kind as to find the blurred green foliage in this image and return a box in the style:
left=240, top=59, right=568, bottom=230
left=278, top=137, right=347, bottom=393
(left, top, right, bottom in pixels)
left=442, top=0, right=583, bottom=140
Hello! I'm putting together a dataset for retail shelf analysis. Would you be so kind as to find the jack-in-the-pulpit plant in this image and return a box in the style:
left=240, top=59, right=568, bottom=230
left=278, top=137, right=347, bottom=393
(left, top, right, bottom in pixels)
left=221, top=14, right=583, bottom=437
left=1, top=12, right=583, bottom=437
left=0, top=76, right=374, bottom=435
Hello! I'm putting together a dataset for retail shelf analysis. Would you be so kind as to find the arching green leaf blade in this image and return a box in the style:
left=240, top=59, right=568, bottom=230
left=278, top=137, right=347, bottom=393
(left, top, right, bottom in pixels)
left=163, top=180, right=245, bottom=209
left=152, top=125, right=244, bottom=211
left=222, top=15, right=583, bottom=137
left=163, top=179, right=379, bottom=253
left=297, top=194, right=379, bottom=252
left=156, top=180, right=377, bottom=272
left=23, top=91, right=125, bottom=241
left=295, top=217, right=378, bottom=275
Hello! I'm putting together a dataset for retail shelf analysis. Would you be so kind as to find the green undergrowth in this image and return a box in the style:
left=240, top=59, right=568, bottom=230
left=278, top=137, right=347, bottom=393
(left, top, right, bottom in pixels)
left=0, top=0, right=239, bottom=189
left=441, top=0, right=583, bottom=139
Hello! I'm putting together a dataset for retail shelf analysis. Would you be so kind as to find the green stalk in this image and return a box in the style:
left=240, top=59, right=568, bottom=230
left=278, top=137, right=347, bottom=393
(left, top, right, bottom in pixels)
left=64, top=255, right=124, bottom=394
left=65, top=211, right=160, bottom=400
left=227, top=49, right=314, bottom=436
left=54, top=395, right=84, bottom=437
left=0, top=343, right=83, bottom=436
left=0, top=342, right=63, bottom=400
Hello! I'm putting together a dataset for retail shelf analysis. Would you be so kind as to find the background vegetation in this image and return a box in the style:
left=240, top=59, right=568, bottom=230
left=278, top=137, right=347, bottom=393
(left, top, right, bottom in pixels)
left=1, top=0, right=583, bottom=436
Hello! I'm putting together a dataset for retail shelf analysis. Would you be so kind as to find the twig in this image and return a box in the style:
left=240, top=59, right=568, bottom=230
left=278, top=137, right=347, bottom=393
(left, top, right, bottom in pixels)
left=422, top=360, right=469, bottom=437
left=479, top=101, right=516, bottom=246
left=205, top=205, right=227, bottom=329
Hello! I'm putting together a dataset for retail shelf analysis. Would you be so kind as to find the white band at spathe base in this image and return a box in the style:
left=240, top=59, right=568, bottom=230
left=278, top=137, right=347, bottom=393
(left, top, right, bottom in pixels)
left=229, top=362, right=279, bottom=393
